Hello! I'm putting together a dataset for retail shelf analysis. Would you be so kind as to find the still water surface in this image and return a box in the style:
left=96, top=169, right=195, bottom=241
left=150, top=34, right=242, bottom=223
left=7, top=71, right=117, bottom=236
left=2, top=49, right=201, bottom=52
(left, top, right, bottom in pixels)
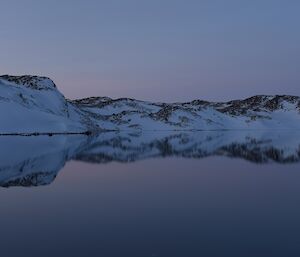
left=0, top=131, right=300, bottom=257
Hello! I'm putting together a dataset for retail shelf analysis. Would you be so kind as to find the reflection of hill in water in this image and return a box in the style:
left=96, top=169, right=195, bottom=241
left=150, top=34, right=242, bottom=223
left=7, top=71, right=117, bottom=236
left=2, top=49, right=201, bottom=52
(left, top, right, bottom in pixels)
left=76, top=131, right=300, bottom=164
left=1, top=131, right=300, bottom=187
left=0, top=135, right=90, bottom=188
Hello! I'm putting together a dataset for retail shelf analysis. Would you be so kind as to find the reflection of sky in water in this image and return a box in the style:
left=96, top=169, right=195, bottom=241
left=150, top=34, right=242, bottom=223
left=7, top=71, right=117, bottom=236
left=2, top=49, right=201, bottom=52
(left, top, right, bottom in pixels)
left=0, top=132, right=300, bottom=256
left=1, top=158, right=300, bottom=257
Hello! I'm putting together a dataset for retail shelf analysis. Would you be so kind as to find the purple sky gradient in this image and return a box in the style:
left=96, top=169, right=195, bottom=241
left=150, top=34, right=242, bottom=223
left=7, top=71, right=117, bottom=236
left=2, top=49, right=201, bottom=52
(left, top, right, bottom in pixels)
left=1, top=0, right=299, bottom=101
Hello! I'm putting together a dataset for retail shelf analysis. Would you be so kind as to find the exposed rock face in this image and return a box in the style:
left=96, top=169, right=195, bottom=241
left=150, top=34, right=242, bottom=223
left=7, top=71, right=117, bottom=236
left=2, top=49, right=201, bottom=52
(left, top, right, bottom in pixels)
left=0, top=75, right=57, bottom=90
left=215, top=95, right=300, bottom=114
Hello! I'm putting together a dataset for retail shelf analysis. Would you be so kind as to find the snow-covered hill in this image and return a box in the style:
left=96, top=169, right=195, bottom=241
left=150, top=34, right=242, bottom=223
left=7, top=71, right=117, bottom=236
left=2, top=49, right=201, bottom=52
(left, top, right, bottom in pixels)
left=1, top=75, right=300, bottom=133
left=0, top=75, right=88, bottom=134
left=74, top=95, right=300, bottom=131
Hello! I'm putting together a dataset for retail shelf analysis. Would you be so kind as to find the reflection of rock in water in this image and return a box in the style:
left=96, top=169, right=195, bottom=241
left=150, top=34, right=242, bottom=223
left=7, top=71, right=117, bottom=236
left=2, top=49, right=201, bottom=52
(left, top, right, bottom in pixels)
left=218, top=144, right=299, bottom=163
left=1, top=131, right=300, bottom=187
left=75, top=131, right=300, bottom=164
left=0, top=135, right=91, bottom=188
left=0, top=172, right=57, bottom=188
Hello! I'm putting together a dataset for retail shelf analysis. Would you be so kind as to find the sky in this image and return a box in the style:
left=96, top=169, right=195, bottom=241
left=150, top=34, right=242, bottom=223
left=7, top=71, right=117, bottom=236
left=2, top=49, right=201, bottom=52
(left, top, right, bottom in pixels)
left=0, top=0, right=299, bottom=101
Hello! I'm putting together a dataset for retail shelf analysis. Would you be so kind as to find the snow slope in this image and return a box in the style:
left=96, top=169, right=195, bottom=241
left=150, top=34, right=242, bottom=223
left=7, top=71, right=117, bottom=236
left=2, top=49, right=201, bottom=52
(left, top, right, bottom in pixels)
left=0, top=75, right=87, bottom=134
left=74, top=95, right=300, bottom=131
left=1, top=75, right=300, bottom=133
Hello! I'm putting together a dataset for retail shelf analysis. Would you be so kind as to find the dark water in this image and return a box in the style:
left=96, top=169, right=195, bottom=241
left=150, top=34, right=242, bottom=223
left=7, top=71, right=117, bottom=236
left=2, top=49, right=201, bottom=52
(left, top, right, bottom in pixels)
left=1, top=131, right=300, bottom=257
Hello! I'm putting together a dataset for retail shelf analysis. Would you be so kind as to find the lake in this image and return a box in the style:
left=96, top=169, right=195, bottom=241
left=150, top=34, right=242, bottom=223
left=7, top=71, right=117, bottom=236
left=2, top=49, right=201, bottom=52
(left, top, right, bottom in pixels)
left=0, top=131, right=300, bottom=257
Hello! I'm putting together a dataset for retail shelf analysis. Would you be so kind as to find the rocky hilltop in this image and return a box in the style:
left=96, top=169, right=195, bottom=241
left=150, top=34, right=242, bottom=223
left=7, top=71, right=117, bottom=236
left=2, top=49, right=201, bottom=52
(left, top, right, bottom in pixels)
left=1, top=75, right=300, bottom=134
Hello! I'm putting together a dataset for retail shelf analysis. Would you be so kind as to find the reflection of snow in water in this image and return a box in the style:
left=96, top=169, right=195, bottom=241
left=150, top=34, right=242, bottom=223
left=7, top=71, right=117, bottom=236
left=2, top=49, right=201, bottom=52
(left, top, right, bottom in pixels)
left=0, top=130, right=300, bottom=187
